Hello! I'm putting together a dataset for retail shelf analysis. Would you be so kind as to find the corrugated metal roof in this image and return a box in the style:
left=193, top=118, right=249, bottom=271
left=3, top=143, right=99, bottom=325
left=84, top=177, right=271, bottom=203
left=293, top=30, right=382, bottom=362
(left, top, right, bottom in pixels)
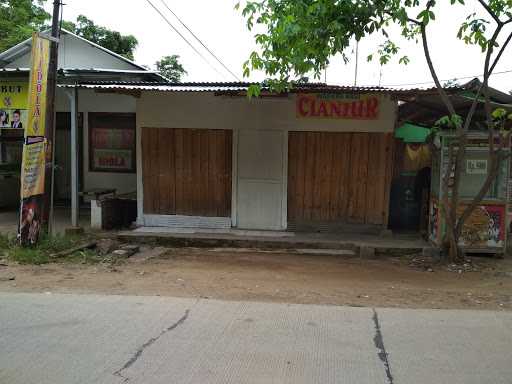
left=55, top=81, right=465, bottom=96
left=56, top=81, right=436, bottom=93
left=57, top=83, right=248, bottom=92
left=60, top=68, right=161, bottom=74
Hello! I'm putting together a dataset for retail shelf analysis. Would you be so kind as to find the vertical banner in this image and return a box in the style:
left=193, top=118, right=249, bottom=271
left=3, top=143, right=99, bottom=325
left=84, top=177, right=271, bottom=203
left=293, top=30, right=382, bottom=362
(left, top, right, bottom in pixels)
left=26, top=33, right=49, bottom=137
left=18, top=33, right=50, bottom=245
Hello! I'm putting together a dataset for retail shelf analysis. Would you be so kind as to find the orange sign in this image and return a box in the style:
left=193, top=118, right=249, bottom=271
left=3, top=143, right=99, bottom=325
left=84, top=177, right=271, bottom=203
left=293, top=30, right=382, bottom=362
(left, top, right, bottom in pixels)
left=296, top=94, right=379, bottom=120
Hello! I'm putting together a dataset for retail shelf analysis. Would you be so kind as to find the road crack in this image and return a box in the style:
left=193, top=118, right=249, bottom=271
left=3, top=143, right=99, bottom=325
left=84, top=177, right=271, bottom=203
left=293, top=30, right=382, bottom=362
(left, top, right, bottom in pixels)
left=114, top=309, right=190, bottom=382
left=372, top=309, right=394, bottom=384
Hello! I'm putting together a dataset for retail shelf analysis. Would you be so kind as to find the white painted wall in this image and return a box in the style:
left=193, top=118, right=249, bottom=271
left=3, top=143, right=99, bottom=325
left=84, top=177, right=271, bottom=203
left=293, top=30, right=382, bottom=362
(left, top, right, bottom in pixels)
left=8, top=33, right=140, bottom=71
left=137, top=92, right=396, bottom=133
left=136, top=91, right=397, bottom=229
left=55, top=88, right=137, bottom=195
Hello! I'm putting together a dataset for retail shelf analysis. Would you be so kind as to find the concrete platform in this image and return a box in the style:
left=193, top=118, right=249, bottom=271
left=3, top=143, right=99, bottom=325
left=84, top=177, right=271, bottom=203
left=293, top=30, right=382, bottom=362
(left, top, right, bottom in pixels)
left=118, top=227, right=428, bottom=256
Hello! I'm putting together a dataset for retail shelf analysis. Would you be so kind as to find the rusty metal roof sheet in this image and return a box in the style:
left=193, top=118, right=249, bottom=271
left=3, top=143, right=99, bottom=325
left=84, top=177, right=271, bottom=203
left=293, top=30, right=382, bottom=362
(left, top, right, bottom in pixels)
left=57, top=81, right=460, bottom=95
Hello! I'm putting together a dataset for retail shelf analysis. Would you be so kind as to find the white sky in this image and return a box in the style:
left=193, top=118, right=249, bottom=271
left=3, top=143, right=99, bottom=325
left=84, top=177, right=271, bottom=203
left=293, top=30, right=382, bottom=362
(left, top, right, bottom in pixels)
left=47, top=0, right=512, bottom=92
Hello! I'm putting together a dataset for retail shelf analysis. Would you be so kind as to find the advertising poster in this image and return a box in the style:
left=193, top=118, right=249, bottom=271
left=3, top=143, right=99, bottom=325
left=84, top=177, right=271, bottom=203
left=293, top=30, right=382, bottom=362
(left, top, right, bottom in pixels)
left=457, top=204, right=505, bottom=248
left=26, top=33, right=49, bottom=137
left=90, top=127, right=135, bottom=172
left=18, top=33, right=50, bottom=245
left=19, top=138, right=46, bottom=245
left=0, top=82, right=28, bottom=129
left=20, top=139, right=46, bottom=198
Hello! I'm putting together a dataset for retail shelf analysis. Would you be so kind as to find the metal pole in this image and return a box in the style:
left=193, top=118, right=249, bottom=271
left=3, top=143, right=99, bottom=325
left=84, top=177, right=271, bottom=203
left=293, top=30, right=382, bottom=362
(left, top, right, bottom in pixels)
left=46, top=0, right=61, bottom=235
left=67, top=86, right=79, bottom=227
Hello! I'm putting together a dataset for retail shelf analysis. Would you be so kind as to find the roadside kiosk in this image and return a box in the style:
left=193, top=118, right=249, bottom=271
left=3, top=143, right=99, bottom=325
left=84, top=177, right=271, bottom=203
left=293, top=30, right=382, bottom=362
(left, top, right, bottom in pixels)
left=429, top=133, right=510, bottom=254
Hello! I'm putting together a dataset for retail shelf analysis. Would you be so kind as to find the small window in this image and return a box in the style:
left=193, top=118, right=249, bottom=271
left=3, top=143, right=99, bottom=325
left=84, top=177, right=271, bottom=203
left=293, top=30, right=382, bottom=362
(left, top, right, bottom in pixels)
left=89, top=113, right=135, bottom=173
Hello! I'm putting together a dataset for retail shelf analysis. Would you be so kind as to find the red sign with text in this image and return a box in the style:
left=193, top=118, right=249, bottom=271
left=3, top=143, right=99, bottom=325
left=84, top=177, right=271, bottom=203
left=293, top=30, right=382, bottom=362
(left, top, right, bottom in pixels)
left=296, top=94, right=379, bottom=120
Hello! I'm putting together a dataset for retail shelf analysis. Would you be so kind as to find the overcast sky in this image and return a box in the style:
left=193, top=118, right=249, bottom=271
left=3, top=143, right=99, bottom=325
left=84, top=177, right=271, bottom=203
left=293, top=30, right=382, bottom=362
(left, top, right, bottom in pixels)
left=48, top=0, right=512, bottom=92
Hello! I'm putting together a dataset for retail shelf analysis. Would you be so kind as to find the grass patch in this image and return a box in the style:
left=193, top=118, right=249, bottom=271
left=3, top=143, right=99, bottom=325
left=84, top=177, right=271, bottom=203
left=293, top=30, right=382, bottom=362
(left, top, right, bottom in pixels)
left=2, top=233, right=94, bottom=265
left=64, top=248, right=104, bottom=264
left=0, top=232, right=11, bottom=250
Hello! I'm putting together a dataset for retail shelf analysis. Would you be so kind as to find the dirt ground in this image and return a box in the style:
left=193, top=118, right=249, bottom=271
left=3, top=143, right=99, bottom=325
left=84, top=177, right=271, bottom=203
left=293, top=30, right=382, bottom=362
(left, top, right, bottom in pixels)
left=1, top=247, right=512, bottom=311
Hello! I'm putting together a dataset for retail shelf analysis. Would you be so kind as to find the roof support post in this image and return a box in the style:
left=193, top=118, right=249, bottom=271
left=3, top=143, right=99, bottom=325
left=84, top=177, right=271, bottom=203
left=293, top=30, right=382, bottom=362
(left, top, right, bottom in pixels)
left=66, top=86, right=79, bottom=228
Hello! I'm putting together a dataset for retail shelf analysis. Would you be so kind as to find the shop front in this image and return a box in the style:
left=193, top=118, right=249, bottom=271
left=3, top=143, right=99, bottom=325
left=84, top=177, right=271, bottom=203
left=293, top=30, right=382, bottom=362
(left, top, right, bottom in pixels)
left=133, top=85, right=398, bottom=232
left=0, top=80, right=27, bottom=207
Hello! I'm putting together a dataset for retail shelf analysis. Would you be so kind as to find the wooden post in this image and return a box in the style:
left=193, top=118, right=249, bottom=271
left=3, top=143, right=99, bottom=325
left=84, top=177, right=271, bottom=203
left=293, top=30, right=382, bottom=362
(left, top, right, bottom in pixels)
left=46, top=0, right=61, bottom=235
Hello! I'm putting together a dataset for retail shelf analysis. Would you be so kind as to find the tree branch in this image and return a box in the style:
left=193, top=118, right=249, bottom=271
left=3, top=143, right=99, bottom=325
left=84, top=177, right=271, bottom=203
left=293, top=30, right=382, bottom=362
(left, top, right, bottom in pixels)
left=483, top=25, right=503, bottom=154
left=460, top=30, right=510, bottom=134
left=490, top=31, right=512, bottom=73
left=420, top=24, right=457, bottom=117
left=477, top=0, right=502, bottom=24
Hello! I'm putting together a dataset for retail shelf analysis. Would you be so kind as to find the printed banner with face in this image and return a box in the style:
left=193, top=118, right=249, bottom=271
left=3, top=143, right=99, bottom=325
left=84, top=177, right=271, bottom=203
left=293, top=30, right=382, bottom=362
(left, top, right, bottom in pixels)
left=26, top=33, right=50, bottom=137
left=18, top=138, right=46, bottom=246
left=0, top=82, right=29, bottom=129
left=18, top=32, right=51, bottom=245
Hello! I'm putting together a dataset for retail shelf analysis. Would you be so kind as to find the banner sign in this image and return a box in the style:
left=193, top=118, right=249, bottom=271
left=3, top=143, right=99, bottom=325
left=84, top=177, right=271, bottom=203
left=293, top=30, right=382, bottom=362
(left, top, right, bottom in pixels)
left=92, top=149, right=133, bottom=171
left=0, top=81, right=28, bottom=129
left=296, top=93, right=380, bottom=120
left=18, top=33, right=51, bottom=246
left=20, top=139, right=46, bottom=198
left=90, top=126, right=135, bottom=172
left=466, top=159, right=488, bottom=174
left=26, top=33, right=50, bottom=137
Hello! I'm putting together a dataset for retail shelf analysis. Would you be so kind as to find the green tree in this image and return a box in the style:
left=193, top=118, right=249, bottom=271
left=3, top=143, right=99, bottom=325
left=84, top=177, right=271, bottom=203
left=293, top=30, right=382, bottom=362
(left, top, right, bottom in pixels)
left=156, top=55, right=187, bottom=82
left=238, top=0, right=512, bottom=262
left=63, top=15, right=138, bottom=60
left=0, top=0, right=138, bottom=61
left=0, top=0, right=50, bottom=52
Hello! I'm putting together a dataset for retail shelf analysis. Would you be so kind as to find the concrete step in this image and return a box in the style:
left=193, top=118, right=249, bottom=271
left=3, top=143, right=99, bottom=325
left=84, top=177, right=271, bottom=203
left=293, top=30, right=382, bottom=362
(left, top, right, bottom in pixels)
left=117, top=230, right=425, bottom=257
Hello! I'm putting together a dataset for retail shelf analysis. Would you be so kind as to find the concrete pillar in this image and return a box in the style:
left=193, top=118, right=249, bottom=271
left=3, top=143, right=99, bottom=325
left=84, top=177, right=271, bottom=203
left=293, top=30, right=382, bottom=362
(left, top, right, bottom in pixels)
left=66, top=87, right=79, bottom=228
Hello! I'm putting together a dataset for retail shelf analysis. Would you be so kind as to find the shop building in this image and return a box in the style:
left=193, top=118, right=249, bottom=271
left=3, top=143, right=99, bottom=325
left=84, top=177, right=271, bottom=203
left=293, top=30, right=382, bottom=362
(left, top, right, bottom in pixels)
left=0, top=29, right=164, bottom=215
left=58, top=83, right=399, bottom=232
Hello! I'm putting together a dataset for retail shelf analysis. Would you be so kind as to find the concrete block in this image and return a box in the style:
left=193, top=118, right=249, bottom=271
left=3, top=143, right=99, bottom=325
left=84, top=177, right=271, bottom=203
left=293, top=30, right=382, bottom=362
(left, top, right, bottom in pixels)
left=359, top=246, right=376, bottom=259
left=90, top=200, right=102, bottom=229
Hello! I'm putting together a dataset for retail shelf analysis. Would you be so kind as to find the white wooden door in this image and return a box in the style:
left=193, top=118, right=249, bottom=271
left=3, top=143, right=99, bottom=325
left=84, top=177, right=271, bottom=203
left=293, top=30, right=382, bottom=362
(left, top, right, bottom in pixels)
left=236, top=129, right=285, bottom=230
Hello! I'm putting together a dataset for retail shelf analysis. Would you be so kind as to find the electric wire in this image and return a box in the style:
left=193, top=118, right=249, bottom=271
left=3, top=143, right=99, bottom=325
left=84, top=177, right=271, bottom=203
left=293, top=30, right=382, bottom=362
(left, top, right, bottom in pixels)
left=158, top=0, right=241, bottom=81
left=144, top=0, right=227, bottom=80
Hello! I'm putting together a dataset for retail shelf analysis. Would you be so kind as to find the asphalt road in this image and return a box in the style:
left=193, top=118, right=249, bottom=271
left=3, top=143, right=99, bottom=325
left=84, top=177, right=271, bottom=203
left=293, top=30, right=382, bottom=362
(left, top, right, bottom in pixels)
left=0, top=293, right=511, bottom=384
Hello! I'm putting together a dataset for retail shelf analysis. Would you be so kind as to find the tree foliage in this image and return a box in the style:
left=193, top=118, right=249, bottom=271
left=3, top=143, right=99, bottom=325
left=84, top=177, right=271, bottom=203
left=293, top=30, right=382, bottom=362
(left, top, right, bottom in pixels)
left=238, top=0, right=512, bottom=94
left=155, top=55, right=187, bottom=82
left=239, top=0, right=512, bottom=261
left=0, top=0, right=50, bottom=52
left=0, top=0, right=138, bottom=61
left=63, top=15, right=138, bottom=60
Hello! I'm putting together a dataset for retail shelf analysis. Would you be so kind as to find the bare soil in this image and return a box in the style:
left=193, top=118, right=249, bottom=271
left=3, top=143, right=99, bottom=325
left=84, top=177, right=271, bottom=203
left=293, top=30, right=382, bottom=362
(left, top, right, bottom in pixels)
left=1, top=247, right=512, bottom=310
